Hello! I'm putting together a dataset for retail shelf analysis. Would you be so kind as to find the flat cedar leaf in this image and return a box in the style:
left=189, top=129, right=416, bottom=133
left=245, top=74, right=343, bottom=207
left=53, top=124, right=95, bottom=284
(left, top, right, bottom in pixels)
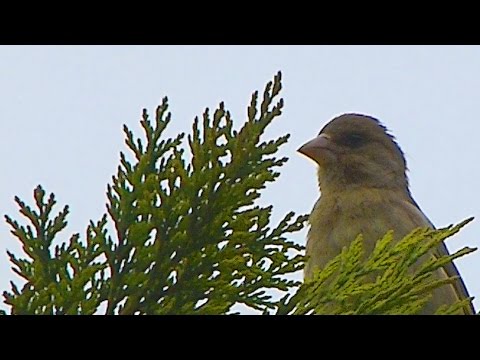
left=278, top=221, right=476, bottom=315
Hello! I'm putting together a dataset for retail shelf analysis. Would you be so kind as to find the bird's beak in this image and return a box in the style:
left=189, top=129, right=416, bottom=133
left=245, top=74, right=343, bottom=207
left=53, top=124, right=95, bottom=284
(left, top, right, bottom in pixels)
left=297, top=133, right=335, bottom=165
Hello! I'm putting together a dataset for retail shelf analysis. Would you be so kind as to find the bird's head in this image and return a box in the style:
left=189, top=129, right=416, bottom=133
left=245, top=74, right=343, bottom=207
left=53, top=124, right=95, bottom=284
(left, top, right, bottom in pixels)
left=298, top=114, right=409, bottom=194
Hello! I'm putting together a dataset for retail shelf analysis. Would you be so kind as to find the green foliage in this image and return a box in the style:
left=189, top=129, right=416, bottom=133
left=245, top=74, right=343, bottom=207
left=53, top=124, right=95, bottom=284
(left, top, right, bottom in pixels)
left=4, top=188, right=106, bottom=314
left=277, top=218, right=477, bottom=315
left=2, top=71, right=476, bottom=315
left=3, top=72, right=306, bottom=315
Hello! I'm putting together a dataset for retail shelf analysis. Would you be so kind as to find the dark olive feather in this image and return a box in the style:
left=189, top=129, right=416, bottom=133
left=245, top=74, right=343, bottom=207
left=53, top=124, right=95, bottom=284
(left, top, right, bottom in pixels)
left=337, top=133, right=366, bottom=148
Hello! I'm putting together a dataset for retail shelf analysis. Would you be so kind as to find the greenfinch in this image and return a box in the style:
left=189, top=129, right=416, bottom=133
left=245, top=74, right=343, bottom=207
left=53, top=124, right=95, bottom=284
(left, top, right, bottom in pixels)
left=298, top=113, right=474, bottom=315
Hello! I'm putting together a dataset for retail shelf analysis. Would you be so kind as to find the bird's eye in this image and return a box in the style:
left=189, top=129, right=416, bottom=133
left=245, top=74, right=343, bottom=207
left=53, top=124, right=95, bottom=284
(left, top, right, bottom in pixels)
left=339, top=133, right=365, bottom=148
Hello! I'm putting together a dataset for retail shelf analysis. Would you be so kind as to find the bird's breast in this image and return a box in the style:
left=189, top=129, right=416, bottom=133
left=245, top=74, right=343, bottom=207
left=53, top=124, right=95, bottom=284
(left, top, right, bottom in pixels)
left=305, top=188, right=432, bottom=279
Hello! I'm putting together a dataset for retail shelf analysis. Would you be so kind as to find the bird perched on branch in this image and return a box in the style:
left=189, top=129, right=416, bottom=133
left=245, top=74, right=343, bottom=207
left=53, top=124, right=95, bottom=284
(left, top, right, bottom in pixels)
left=298, top=113, right=474, bottom=315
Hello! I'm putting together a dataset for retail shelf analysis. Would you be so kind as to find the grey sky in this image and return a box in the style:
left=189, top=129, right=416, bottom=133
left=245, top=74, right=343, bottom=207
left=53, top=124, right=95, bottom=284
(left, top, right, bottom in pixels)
left=1, top=45, right=478, bottom=313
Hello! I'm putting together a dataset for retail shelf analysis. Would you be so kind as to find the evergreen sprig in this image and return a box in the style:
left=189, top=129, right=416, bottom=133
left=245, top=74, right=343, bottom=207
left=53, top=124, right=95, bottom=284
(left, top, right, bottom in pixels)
left=101, top=71, right=306, bottom=314
left=4, top=187, right=106, bottom=314
left=4, top=71, right=307, bottom=315
left=276, top=218, right=477, bottom=315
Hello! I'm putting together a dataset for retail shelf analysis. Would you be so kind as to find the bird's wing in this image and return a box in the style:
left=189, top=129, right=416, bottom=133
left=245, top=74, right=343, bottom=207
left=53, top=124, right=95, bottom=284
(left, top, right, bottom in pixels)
left=406, top=197, right=475, bottom=314
left=433, top=240, right=475, bottom=314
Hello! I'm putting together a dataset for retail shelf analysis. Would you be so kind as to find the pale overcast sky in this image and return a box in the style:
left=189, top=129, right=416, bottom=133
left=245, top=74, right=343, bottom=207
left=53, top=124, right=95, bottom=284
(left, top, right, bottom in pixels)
left=0, top=45, right=479, bottom=313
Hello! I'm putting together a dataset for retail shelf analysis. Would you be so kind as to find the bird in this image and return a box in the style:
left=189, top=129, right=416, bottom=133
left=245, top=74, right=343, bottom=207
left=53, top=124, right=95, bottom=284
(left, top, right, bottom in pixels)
left=297, top=113, right=474, bottom=315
